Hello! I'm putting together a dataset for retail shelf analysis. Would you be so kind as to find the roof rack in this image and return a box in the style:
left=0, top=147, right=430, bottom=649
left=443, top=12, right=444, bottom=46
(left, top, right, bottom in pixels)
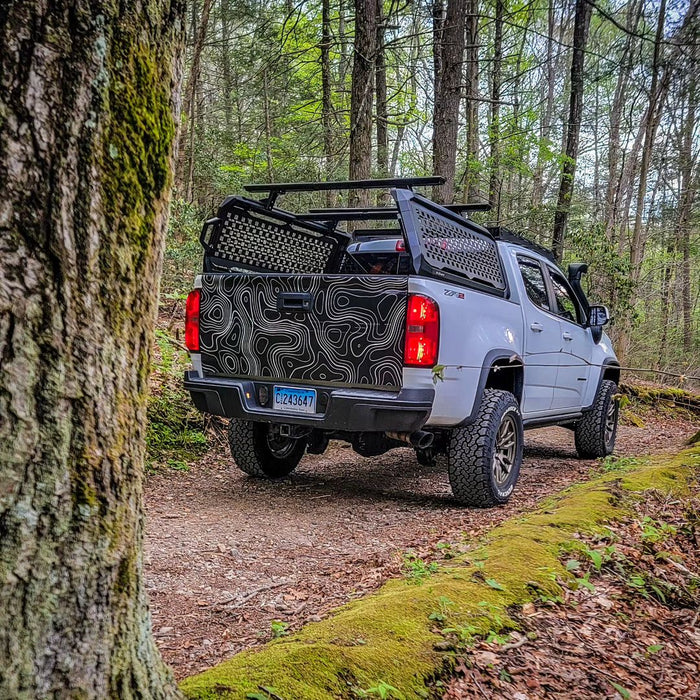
left=488, top=226, right=557, bottom=264
left=244, top=176, right=444, bottom=194
left=299, top=202, right=491, bottom=222
left=245, top=177, right=445, bottom=207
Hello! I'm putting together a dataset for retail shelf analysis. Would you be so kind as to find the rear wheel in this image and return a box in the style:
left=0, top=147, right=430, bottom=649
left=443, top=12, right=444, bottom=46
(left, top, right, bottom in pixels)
left=574, top=380, right=619, bottom=458
left=447, top=389, right=523, bottom=507
left=228, top=419, right=307, bottom=478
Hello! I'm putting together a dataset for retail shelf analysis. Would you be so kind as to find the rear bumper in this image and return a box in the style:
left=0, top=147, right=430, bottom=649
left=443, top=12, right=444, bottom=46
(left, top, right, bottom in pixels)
left=184, top=372, right=434, bottom=433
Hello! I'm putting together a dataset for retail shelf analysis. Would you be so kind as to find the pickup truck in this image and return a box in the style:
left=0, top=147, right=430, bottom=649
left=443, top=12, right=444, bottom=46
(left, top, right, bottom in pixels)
left=184, top=177, right=620, bottom=507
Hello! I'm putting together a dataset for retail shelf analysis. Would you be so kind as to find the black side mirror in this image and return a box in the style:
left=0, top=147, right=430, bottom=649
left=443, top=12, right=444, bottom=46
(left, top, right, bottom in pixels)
left=587, top=305, right=610, bottom=344
left=587, top=305, right=610, bottom=327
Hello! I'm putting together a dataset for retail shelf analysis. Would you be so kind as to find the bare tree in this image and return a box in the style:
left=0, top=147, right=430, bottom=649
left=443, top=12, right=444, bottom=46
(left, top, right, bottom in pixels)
left=488, top=0, right=504, bottom=215
left=551, top=0, right=593, bottom=262
left=349, top=0, right=377, bottom=206
left=464, top=0, right=480, bottom=201
left=432, top=0, right=466, bottom=203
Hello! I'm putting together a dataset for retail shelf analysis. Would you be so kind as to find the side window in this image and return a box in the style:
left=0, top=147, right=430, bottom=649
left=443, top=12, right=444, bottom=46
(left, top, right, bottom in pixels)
left=547, top=269, right=582, bottom=324
left=517, top=256, right=550, bottom=311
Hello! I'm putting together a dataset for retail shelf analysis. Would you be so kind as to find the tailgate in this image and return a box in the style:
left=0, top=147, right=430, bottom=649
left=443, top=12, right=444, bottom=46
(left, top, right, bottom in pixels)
left=199, top=274, right=408, bottom=390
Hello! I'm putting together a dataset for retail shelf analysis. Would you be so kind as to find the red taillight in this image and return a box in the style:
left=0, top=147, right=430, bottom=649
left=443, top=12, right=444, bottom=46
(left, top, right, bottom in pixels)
left=395, top=239, right=406, bottom=252
left=404, top=294, right=439, bottom=367
left=185, top=289, right=200, bottom=351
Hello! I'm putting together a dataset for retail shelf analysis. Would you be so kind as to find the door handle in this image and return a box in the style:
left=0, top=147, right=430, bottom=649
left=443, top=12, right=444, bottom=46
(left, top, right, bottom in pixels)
left=277, top=292, right=313, bottom=312
left=562, top=332, right=573, bottom=341
left=530, top=322, right=544, bottom=332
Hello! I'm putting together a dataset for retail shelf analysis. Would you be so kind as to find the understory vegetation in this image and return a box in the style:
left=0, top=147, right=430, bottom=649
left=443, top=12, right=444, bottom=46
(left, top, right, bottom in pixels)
left=147, top=325, right=209, bottom=472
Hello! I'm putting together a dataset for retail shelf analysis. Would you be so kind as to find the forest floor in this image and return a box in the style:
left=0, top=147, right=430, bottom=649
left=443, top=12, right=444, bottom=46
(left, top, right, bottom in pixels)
left=144, top=400, right=698, bottom=681
left=441, top=472, right=700, bottom=700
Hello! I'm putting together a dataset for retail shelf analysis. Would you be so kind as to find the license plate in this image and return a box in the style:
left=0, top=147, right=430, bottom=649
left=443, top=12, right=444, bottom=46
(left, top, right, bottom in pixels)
left=273, top=386, right=317, bottom=414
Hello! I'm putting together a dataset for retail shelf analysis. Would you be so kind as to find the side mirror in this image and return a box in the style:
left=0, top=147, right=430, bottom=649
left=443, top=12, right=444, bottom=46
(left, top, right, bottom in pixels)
left=587, top=305, right=610, bottom=344
left=587, top=305, right=610, bottom=328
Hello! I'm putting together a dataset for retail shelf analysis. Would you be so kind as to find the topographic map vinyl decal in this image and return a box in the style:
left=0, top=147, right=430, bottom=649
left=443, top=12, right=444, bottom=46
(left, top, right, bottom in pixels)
left=199, top=274, right=409, bottom=389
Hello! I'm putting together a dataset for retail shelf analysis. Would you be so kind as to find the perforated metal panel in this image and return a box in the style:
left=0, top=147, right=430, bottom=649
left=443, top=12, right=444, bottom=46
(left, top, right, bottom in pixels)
left=393, top=189, right=506, bottom=293
left=203, top=198, right=347, bottom=274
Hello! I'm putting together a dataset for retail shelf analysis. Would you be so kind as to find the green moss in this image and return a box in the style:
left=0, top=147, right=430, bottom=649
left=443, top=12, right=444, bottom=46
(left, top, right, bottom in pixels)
left=100, top=27, right=175, bottom=334
left=181, top=447, right=699, bottom=700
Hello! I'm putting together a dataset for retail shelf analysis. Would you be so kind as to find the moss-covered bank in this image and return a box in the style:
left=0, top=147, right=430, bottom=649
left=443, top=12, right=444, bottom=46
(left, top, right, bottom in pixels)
left=180, top=447, right=700, bottom=700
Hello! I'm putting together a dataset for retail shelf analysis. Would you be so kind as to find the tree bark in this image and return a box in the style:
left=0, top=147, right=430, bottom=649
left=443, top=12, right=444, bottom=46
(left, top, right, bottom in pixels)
left=603, top=0, right=641, bottom=241
left=464, top=0, right=480, bottom=201
left=532, top=0, right=556, bottom=212
left=349, top=0, right=377, bottom=206
left=677, top=69, right=697, bottom=354
left=0, top=1, right=184, bottom=697
left=551, top=0, right=592, bottom=262
left=376, top=0, right=389, bottom=179
left=321, top=0, right=336, bottom=204
left=628, top=0, right=667, bottom=284
left=488, top=0, right=504, bottom=215
left=432, top=0, right=466, bottom=204
left=179, top=0, right=213, bottom=201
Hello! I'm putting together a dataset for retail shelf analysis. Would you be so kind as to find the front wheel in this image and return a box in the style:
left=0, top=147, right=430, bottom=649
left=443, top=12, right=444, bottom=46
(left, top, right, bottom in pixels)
left=574, top=380, right=619, bottom=458
left=228, top=419, right=307, bottom=478
left=447, top=389, right=524, bottom=507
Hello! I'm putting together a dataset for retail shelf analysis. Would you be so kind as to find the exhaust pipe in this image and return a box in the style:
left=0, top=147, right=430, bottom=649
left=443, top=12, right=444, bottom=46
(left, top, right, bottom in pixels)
left=386, top=430, right=434, bottom=450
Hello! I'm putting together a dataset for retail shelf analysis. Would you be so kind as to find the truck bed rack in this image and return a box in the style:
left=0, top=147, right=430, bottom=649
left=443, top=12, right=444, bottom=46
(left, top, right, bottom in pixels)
left=299, top=202, right=491, bottom=222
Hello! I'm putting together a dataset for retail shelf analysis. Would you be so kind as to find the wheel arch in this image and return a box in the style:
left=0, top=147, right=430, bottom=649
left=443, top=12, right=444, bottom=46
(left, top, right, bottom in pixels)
left=458, top=349, right=524, bottom=426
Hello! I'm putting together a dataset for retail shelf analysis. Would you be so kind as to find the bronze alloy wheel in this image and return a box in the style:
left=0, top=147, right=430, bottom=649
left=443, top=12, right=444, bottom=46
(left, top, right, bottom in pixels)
left=492, top=413, right=518, bottom=487
left=604, top=399, right=618, bottom=446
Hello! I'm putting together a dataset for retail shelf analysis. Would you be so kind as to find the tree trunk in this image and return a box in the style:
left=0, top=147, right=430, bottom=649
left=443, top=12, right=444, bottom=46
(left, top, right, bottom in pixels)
left=551, top=0, right=592, bottom=262
left=628, top=0, right=667, bottom=284
left=678, top=70, right=697, bottom=354
left=349, top=0, right=377, bottom=206
left=376, top=0, right=389, bottom=180
left=0, top=1, right=184, bottom=698
left=179, top=0, right=214, bottom=201
left=321, top=0, right=336, bottom=204
left=432, top=0, right=466, bottom=204
left=221, top=0, right=234, bottom=135
left=488, top=0, right=504, bottom=215
left=532, top=0, right=556, bottom=212
left=603, top=0, right=641, bottom=241
left=464, top=0, right=480, bottom=201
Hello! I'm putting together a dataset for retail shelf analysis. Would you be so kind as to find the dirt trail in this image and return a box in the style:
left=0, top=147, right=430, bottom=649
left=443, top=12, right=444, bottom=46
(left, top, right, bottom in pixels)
left=145, top=417, right=696, bottom=679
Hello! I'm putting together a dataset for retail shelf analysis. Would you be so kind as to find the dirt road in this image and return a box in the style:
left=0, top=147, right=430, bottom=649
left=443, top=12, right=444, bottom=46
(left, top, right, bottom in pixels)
left=145, top=417, right=696, bottom=679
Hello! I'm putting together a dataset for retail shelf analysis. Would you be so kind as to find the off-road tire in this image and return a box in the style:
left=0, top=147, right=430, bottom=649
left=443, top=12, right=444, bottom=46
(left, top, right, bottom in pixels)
left=574, top=380, right=618, bottom=459
left=228, top=419, right=306, bottom=478
left=447, top=389, right=524, bottom=507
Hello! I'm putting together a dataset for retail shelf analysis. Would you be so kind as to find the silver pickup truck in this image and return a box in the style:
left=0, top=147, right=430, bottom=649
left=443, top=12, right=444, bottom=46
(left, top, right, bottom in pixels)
left=185, top=177, right=619, bottom=507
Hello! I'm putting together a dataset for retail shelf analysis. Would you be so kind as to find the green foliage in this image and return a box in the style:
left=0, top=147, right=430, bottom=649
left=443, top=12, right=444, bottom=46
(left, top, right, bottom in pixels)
left=356, top=681, right=403, bottom=699
left=401, top=553, right=439, bottom=584
left=640, top=516, right=677, bottom=544
left=147, top=327, right=207, bottom=471
left=270, top=620, right=289, bottom=639
left=162, top=199, right=204, bottom=297
left=610, top=681, right=631, bottom=699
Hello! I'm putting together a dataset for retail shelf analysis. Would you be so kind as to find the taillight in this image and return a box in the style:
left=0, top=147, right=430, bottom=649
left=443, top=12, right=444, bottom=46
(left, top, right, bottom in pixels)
left=404, top=294, right=439, bottom=367
left=185, top=289, right=201, bottom=351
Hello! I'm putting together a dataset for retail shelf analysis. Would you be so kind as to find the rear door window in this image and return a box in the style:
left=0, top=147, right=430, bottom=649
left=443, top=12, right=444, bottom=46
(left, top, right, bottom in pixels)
left=517, top=256, right=550, bottom=311
left=547, top=268, right=583, bottom=324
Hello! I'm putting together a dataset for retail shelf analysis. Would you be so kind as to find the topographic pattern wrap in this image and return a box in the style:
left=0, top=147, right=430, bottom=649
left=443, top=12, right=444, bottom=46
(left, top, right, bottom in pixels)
left=199, top=274, right=408, bottom=389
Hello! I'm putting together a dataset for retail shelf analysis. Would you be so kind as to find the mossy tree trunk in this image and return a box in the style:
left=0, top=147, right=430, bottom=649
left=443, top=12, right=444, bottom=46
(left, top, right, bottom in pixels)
left=0, top=1, right=184, bottom=697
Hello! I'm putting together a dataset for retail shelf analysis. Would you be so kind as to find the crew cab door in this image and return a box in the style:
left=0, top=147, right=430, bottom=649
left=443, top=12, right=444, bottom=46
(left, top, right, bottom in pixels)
left=544, top=266, right=591, bottom=410
left=515, top=255, right=560, bottom=416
